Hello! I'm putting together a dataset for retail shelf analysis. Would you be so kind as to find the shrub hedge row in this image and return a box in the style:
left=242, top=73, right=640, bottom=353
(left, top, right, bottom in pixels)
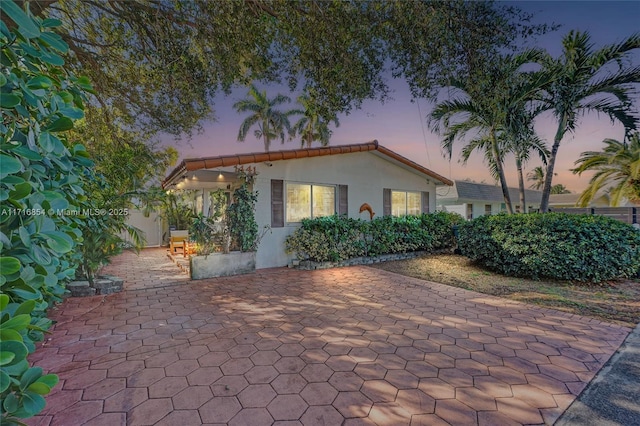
left=285, top=212, right=462, bottom=262
left=457, top=213, right=640, bottom=282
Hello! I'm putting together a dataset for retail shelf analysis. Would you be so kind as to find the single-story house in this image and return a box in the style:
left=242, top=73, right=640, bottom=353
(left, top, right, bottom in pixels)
left=549, top=192, right=624, bottom=208
left=162, top=141, right=452, bottom=269
left=436, top=180, right=542, bottom=219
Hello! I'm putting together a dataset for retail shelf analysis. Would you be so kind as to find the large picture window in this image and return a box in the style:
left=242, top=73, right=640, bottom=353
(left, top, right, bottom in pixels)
left=391, top=190, right=422, bottom=216
left=286, top=183, right=335, bottom=222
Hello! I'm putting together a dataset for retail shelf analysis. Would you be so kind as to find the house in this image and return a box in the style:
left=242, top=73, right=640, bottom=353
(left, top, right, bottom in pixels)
left=549, top=192, right=632, bottom=208
left=436, top=180, right=542, bottom=219
left=162, top=141, right=452, bottom=268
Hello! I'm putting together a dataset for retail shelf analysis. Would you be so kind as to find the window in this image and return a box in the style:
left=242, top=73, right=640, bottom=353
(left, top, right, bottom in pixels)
left=391, top=190, right=421, bottom=216
left=485, top=204, right=492, bottom=216
left=466, top=204, right=473, bottom=220
left=286, top=183, right=335, bottom=222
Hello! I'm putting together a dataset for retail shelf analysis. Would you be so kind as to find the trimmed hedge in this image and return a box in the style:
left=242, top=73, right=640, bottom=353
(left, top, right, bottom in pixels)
left=457, top=213, right=640, bottom=282
left=285, top=212, right=462, bottom=262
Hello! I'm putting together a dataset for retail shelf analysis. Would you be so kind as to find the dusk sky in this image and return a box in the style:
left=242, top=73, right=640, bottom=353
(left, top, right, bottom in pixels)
left=165, top=1, right=640, bottom=193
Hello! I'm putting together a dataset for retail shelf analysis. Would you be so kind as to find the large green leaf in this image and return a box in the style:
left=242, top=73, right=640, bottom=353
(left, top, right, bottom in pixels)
left=0, top=341, right=28, bottom=366
left=27, top=381, right=51, bottom=395
left=3, top=392, right=19, bottom=413
left=0, top=92, right=21, bottom=108
left=9, top=181, right=32, bottom=199
left=26, top=75, right=53, bottom=90
left=0, top=293, right=8, bottom=310
left=36, top=374, right=58, bottom=389
left=43, top=231, right=73, bottom=253
left=0, top=154, right=23, bottom=174
left=0, top=329, right=23, bottom=342
left=39, top=32, right=68, bottom=53
left=0, top=351, right=16, bottom=366
left=0, top=370, right=11, bottom=393
left=19, top=367, right=43, bottom=390
left=14, top=300, right=35, bottom=316
left=0, top=256, right=21, bottom=274
left=44, top=117, right=73, bottom=132
left=1, top=314, right=31, bottom=330
left=19, top=391, right=46, bottom=417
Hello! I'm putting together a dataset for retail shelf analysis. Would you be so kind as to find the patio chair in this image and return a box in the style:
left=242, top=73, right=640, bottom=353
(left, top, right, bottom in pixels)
left=170, top=230, right=189, bottom=254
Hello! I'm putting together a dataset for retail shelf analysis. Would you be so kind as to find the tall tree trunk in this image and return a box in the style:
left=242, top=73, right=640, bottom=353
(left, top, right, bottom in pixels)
left=540, top=115, right=567, bottom=212
left=491, top=133, right=514, bottom=214
left=263, top=120, right=270, bottom=152
left=516, top=157, right=526, bottom=213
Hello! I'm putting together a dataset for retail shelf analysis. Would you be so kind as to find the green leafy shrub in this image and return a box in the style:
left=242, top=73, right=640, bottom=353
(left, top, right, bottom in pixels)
left=285, top=212, right=460, bottom=262
left=457, top=213, right=640, bottom=282
left=0, top=295, right=59, bottom=423
left=287, top=215, right=366, bottom=262
left=189, top=214, right=224, bottom=256
left=1, top=2, right=94, bottom=312
left=1, top=2, right=94, bottom=421
left=422, top=211, right=465, bottom=249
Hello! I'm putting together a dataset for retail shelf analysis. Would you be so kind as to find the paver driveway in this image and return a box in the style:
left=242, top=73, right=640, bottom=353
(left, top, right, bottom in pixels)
left=28, top=264, right=629, bottom=425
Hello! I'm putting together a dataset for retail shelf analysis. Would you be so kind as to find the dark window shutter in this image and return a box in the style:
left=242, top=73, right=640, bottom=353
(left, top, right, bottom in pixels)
left=383, top=188, right=391, bottom=216
left=271, top=180, right=284, bottom=227
left=421, top=191, right=430, bottom=214
left=338, top=185, right=348, bottom=216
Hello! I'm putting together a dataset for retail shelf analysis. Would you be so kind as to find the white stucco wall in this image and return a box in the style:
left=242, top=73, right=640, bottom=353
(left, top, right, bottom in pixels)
left=248, top=151, right=440, bottom=268
left=122, top=209, right=163, bottom=247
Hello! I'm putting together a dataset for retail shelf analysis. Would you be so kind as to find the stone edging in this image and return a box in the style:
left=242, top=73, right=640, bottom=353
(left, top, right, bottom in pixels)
left=291, top=250, right=441, bottom=270
left=67, top=275, right=124, bottom=297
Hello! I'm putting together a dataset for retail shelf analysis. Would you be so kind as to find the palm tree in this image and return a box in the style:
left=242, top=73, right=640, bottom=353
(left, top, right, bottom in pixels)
left=527, top=166, right=546, bottom=190
left=430, top=50, right=545, bottom=214
left=234, top=85, right=294, bottom=152
left=292, top=94, right=340, bottom=148
left=550, top=184, right=571, bottom=194
left=505, top=106, right=548, bottom=212
left=537, top=31, right=640, bottom=212
left=572, top=133, right=640, bottom=206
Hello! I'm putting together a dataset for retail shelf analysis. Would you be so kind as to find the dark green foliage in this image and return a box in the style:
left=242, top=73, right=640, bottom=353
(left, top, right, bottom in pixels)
left=227, top=185, right=258, bottom=252
left=21, top=1, right=549, bottom=136
left=292, top=216, right=366, bottom=262
left=1, top=5, right=93, bottom=316
left=457, top=213, right=640, bottom=282
left=0, top=294, right=59, bottom=422
left=0, top=3, right=93, bottom=420
left=189, top=214, right=222, bottom=256
left=285, top=212, right=461, bottom=262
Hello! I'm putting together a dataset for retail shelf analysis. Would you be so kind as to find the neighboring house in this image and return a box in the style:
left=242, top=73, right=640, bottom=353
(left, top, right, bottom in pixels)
left=162, top=141, right=452, bottom=268
left=549, top=192, right=633, bottom=208
left=436, top=180, right=542, bottom=219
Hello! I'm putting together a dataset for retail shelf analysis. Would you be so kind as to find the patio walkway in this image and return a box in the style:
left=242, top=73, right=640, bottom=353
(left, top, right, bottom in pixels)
left=100, top=247, right=189, bottom=290
left=27, top=264, right=630, bottom=425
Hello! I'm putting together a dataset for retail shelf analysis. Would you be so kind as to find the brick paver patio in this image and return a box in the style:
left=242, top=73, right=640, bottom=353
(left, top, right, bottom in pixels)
left=100, top=248, right=189, bottom=290
left=27, top=250, right=630, bottom=425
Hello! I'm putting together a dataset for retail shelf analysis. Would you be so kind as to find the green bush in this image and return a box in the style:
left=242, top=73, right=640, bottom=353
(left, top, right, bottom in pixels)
left=0, top=295, right=59, bottom=422
left=285, top=212, right=460, bottom=262
left=457, top=213, right=640, bottom=282
left=287, top=216, right=366, bottom=262
left=1, top=2, right=93, bottom=421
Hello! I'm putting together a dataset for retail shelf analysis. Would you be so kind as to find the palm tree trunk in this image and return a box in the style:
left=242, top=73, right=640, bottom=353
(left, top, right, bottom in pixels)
left=516, top=158, right=526, bottom=213
left=540, top=115, right=567, bottom=212
left=492, top=133, right=514, bottom=214
left=263, top=120, right=270, bottom=152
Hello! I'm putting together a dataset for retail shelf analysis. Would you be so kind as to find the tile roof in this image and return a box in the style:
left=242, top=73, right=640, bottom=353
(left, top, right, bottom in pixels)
left=163, top=141, right=453, bottom=188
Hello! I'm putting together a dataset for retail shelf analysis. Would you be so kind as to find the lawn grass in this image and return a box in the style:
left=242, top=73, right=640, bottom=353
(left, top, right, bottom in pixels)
left=372, top=254, right=640, bottom=327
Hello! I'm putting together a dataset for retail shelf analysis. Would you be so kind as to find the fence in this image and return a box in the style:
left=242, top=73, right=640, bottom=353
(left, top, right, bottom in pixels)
left=550, top=207, right=637, bottom=225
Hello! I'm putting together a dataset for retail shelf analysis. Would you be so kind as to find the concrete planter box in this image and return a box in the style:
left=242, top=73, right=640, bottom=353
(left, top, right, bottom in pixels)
left=190, top=251, right=256, bottom=280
